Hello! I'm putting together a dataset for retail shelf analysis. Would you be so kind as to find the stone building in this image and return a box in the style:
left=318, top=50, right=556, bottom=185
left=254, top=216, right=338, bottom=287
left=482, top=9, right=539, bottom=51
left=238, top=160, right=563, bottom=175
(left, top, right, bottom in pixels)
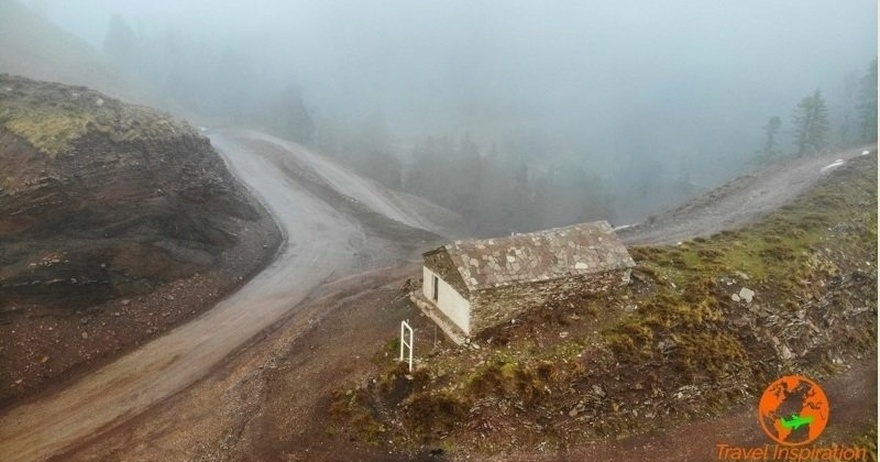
left=411, top=220, right=636, bottom=343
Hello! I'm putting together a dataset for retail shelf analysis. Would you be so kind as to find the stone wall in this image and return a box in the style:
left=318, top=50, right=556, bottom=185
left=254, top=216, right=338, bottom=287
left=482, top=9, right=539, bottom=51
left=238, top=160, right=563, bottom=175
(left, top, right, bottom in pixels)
left=469, top=268, right=631, bottom=334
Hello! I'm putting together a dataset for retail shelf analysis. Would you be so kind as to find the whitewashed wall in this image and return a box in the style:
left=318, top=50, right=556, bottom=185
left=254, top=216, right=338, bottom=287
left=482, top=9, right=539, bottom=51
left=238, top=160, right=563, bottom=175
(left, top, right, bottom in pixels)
left=423, top=267, right=471, bottom=335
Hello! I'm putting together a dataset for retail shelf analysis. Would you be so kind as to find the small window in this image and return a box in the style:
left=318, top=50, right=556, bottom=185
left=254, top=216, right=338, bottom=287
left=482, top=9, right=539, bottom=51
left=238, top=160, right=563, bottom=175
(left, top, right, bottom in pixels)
left=432, top=275, right=439, bottom=301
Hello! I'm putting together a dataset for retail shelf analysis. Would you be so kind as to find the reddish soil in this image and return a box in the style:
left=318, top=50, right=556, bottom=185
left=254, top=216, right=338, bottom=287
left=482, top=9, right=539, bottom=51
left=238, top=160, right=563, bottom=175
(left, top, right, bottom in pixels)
left=53, top=264, right=443, bottom=462
left=0, top=228, right=277, bottom=408
left=54, top=265, right=877, bottom=462
left=0, top=77, right=284, bottom=409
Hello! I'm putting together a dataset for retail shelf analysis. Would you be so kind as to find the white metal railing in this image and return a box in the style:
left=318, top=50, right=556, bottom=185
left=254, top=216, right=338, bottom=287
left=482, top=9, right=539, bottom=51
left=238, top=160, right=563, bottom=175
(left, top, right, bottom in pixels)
left=400, top=320, right=414, bottom=372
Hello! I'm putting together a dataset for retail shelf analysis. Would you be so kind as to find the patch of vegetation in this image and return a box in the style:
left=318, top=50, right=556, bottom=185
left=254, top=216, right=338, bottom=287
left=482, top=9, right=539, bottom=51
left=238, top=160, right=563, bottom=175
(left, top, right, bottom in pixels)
left=851, top=426, right=878, bottom=462
left=4, top=110, right=91, bottom=157
left=0, top=75, right=197, bottom=157
left=330, top=156, right=878, bottom=454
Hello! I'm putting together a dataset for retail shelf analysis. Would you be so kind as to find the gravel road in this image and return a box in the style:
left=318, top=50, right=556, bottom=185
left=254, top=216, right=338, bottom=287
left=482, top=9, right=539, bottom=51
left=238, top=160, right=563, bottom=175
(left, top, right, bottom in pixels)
left=0, top=130, right=441, bottom=461
left=620, top=145, right=876, bottom=245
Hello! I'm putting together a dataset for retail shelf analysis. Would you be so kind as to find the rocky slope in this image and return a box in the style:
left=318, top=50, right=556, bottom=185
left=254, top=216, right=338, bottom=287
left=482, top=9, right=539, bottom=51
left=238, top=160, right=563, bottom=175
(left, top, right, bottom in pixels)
left=0, top=75, right=281, bottom=406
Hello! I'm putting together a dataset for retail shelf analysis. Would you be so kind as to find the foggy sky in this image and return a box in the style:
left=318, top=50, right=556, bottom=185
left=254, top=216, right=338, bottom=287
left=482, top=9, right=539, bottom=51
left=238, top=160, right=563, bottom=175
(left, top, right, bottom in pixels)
left=38, top=1, right=876, bottom=121
left=34, top=0, right=878, bottom=210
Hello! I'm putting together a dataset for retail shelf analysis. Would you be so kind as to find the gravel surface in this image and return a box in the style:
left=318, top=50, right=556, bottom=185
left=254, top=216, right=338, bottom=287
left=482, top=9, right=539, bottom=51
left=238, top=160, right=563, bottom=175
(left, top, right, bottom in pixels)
left=620, top=146, right=876, bottom=245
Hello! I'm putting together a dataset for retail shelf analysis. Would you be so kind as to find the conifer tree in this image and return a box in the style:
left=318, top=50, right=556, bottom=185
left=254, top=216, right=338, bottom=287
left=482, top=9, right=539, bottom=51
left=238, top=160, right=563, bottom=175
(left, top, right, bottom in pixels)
left=758, top=116, right=782, bottom=160
left=792, top=89, right=831, bottom=156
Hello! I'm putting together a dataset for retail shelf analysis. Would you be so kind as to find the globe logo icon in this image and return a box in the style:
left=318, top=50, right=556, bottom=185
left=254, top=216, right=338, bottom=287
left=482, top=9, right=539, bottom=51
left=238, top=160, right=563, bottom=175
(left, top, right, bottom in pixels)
left=757, top=375, right=830, bottom=446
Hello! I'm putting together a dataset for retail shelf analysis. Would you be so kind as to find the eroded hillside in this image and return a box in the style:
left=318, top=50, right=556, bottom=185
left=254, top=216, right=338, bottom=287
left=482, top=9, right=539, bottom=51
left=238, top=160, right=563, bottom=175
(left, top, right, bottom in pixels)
left=0, top=75, right=281, bottom=406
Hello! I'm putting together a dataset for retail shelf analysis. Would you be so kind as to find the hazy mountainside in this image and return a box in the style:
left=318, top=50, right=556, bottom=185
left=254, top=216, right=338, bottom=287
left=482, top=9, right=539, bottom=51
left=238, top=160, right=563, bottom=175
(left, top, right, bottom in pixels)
left=0, top=0, right=151, bottom=106
left=0, top=75, right=281, bottom=406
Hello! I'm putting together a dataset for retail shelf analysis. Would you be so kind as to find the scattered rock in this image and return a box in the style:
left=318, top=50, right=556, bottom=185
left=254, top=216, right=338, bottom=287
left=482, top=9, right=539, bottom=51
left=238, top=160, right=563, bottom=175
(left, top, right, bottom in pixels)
left=780, top=345, right=794, bottom=360
left=81, top=331, right=88, bottom=339
left=734, top=271, right=750, bottom=281
left=733, top=287, right=755, bottom=304
left=569, top=402, right=586, bottom=417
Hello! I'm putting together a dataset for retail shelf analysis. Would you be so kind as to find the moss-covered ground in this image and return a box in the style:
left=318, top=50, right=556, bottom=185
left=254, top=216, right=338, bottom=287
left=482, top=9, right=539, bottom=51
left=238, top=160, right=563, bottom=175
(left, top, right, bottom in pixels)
left=331, top=155, right=877, bottom=456
left=0, top=75, right=195, bottom=157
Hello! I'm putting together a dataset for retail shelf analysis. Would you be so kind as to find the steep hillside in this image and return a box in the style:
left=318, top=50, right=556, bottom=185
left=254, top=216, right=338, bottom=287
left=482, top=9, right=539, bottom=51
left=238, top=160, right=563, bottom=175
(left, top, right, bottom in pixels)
left=0, top=0, right=152, bottom=105
left=0, top=75, right=281, bottom=406
left=330, top=154, right=877, bottom=457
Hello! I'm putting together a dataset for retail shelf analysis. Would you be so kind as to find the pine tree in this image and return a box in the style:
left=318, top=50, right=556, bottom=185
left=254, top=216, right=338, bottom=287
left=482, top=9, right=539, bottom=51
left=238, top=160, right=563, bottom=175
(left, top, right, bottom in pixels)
left=792, top=89, right=831, bottom=156
left=758, top=116, right=782, bottom=160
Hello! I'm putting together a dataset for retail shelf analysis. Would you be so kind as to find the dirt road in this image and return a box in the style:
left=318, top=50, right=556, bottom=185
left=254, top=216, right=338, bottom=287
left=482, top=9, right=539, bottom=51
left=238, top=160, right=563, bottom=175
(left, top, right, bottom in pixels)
left=0, top=131, right=445, bottom=461
left=620, top=145, right=876, bottom=244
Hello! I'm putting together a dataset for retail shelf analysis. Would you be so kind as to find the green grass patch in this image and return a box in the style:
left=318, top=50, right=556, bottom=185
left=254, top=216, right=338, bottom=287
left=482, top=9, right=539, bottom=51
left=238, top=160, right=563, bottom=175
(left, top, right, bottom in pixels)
left=0, top=76, right=197, bottom=157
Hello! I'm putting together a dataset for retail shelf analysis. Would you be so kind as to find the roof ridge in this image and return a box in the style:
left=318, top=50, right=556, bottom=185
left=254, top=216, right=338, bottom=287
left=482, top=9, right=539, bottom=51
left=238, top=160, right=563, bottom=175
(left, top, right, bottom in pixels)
left=432, top=220, right=634, bottom=292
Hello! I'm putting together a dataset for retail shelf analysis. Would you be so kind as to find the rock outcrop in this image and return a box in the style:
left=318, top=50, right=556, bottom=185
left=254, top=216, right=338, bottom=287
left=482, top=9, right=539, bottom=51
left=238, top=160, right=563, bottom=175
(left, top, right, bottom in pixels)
left=0, top=75, right=281, bottom=405
left=0, top=75, right=261, bottom=308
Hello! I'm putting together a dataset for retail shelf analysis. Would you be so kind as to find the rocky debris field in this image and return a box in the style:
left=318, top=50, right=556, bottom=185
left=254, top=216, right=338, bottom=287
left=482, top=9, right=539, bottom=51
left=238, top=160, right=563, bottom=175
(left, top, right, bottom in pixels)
left=0, top=75, right=282, bottom=406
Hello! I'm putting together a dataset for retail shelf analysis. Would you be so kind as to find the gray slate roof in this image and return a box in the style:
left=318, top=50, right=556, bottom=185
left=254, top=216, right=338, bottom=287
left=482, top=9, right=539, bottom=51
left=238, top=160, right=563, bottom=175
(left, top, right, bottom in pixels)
left=432, top=220, right=635, bottom=292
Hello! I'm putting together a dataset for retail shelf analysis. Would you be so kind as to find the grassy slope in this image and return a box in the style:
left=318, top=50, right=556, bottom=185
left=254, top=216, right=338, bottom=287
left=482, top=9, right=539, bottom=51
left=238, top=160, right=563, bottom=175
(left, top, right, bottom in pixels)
left=0, top=75, right=194, bottom=158
left=332, top=155, right=877, bottom=455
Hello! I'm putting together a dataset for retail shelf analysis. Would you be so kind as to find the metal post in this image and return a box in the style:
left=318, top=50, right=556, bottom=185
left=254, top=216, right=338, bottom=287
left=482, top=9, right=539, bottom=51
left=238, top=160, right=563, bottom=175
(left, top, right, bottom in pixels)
left=400, top=320, right=414, bottom=372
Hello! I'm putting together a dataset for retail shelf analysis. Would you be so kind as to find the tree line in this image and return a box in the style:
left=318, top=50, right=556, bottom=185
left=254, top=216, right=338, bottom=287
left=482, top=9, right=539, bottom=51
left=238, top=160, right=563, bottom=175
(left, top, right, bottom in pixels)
left=314, top=123, right=612, bottom=237
left=757, top=59, right=877, bottom=161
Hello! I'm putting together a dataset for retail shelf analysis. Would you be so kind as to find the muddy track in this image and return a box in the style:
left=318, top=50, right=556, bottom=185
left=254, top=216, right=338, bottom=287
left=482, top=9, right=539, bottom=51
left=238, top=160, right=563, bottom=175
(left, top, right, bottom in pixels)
left=0, top=130, right=446, bottom=461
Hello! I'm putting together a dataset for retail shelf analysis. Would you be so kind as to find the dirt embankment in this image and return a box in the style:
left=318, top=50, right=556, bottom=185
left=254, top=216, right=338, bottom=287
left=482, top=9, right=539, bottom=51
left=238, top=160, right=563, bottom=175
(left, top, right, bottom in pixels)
left=0, top=125, right=460, bottom=462
left=0, top=75, right=281, bottom=407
